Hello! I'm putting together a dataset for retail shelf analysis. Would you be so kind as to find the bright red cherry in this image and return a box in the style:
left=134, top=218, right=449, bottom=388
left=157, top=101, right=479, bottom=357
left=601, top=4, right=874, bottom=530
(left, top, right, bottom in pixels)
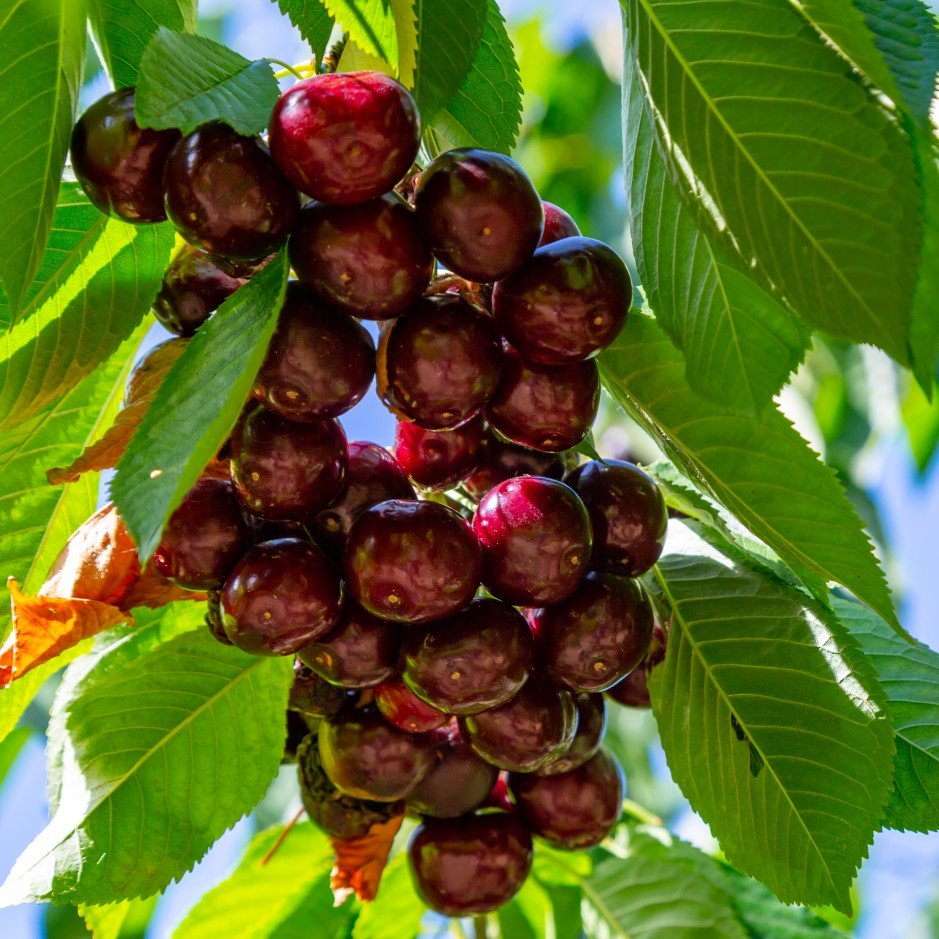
left=406, top=738, right=499, bottom=818
left=393, top=416, right=486, bottom=490
left=537, top=693, right=605, bottom=776
left=539, top=201, right=580, bottom=246
left=375, top=677, right=450, bottom=733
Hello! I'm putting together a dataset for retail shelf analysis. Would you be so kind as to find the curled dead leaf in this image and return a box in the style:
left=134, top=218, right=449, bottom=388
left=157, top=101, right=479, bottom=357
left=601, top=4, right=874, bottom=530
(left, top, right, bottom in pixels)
left=330, top=814, right=403, bottom=904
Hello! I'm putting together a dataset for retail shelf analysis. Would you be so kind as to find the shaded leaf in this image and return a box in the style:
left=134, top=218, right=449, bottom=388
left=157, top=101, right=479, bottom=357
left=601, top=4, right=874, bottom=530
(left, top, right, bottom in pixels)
left=331, top=814, right=403, bottom=903
left=276, top=0, right=334, bottom=59
left=322, top=0, right=399, bottom=72
left=352, top=853, right=423, bottom=939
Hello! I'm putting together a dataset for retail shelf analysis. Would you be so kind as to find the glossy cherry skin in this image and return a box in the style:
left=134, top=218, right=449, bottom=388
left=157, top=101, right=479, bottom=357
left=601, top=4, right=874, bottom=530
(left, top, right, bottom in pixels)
left=415, top=148, right=544, bottom=281
left=221, top=539, right=343, bottom=655
left=485, top=346, right=599, bottom=452
left=401, top=598, right=533, bottom=714
left=312, top=442, right=415, bottom=557
left=230, top=403, right=347, bottom=521
left=290, top=196, right=432, bottom=320
left=153, top=477, right=250, bottom=589
left=493, top=237, right=631, bottom=365
left=319, top=705, right=435, bottom=801
left=70, top=88, right=180, bottom=222
left=377, top=294, right=503, bottom=430
left=509, top=749, right=623, bottom=849
left=537, top=693, right=605, bottom=776
left=463, top=436, right=566, bottom=500
left=459, top=678, right=577, bottom=772
left=289, top=660, right=347, bottom=719
left=473, top=476, right=592, bottom=606
left=565, top=460, right=668, bottom=576
left=394, top=416, right=485, bottom=490
left=205, top=591, right=233, bottom=646
left=406, top=737, right=499, bottom=818
left=163, top=122, right=299, bottom=260
left=375, top=677, right=450, bottom=733
left=269, top=71, right=420, bottom=204
left=409, top=812, right=533, bottom=915
left=606, top=622, right=667, bottom=708
left=539, top=201, right=581, bottom=246
left=344, top=499, right=482, bottom=624
left=298, top=602, right=400, bottom=689
left=253, top=282, right=375, bottom=421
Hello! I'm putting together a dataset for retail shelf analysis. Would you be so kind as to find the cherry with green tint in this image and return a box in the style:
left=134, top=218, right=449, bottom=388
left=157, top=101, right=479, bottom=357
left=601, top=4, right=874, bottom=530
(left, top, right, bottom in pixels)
left=269, top=71, right=420, bottom=204
left=290, top=196, right=432, bottom=319
left=394, top=416, right=486, bottom=490
left=539, top=201, right=581, bottom=246
left=230, top=403, right=346, bottom=521
left=406, top=738, right=499, bottom=818
left=70, top=88, right=180, bottom=222
left=415, top=148, right=544, bottom=281
left=463, top=434, right=566, bottom=500
left=401, top=597, right=533, bottom=715
left=253, top=282, right=375, bottom=421
left=221, top=539, right=342, bottom=655
left=458, top=678, right=576, bottom=772
left=289, top=660, right=348, bottom=719
left=377, top=294, right=503, bottom=430
left=473, top=476, right=592, bottom=606
left=409, top=812, right=533, bottom=915
left=375, top=677, right=450, bottom=733
left=485, top=346, right=599, bottom=451
left=508, top=749, right=624, bottom=849
left=153, top=477, right=249, bottom=590
left=319, top=705, right=435, bottom=801
left=344, top=499, right=481, bottom=624
left=537, top=693, right=605, bottom=776
left=163, top=122, right=299, bottom=260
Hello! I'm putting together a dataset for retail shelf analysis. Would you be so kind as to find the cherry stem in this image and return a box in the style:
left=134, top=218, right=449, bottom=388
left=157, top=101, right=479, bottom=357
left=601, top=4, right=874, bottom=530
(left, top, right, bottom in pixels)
left=267, top=58, right=310, bottom=80
left=473, top=915, right=488, bottom=939
left=621, top=797, right=662, bottom=827
left=260, top=806, right=306, bottom=866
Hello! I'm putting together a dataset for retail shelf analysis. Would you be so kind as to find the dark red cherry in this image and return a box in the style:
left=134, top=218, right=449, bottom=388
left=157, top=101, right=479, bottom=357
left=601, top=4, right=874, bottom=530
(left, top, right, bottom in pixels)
left=269, top=71, right=420, bottom=204
left=565, top=459, right=667, bottom=576
left=221, top=538, right=343, bottom=655
left=485, top=346, right=599, bottom=452
left=289, top=660, right=348, bottom=718
left=458, top=678, right=576, bottom=772
left=539, top=201, right=580, bottom=246
left=509, top=749, right=623, bottom=849
left=473, top=476, right=592, bottom=606
left=606, top=622, right=667, bottom=708
left=409, top=812, right=533, bottom=915
left=163, top=122, right=299, bottom=260
left=205, top=591, right=233, bottom=646
left=344, top=499, right=481, bottom=623
left=298, top=602, right=400, bottom=689
left=462, top=435, right=566, bottom=500
left=124, top=337, right=187, bottom=406
left=153, top=477, right=250, bottom=589
left=375, top=677, right=450, bottom=733
left=401, top=598, right=532, bottom=714
left=230, top=403, right=346, bottom=521
left=70, top=88, right=180, bottom=222
left=493, top=237, right=631, bottom=365
left=290, top=196, right=432, bottom=319
left=414, top=148, right=543, bottom=281
left=312, top=441, right=415, bottom=556
left=253, top=282, right=375, bottom=421
left=537, top=693, right=605, bottom=776
left=319, top=705, right=435, bottom=801
left=406, top=738, right=499, bottom=818
left=394, top=416, right=485, bottom=490
left=152, top=245, right=244, bottom=337
left=283, top=710, right=314, bottom=762
left=377, top=294, right=503, bottom=430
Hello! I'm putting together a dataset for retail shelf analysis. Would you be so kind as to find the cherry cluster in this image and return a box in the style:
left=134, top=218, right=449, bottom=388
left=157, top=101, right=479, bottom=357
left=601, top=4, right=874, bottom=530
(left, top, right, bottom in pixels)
left=71, top=68, right=668, bottom=915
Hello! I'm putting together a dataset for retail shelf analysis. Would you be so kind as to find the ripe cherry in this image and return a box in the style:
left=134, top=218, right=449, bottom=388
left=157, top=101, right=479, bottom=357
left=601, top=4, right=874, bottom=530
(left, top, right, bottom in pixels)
left=289, top=660, right=348, bottom=719
left=415, top=148, right=544, bottom=281
left=393, top=416, right=486, bottom=490
left=462, top=435, right=566, bottom=500
left=508, top=749, right=623, bottom=849
left=377, top=294, right=503, bottom=430
left=163, top=122, right=299, bottom=260
left=319, top=705, right=435, bottom=801
left=409, top=812, right=533, bottom=915
left=204, top=591, right=232, bottom=646
left=493, top=237, right=631, bottom=364
left=70, top=88, right=180, bottom=222
left=537, top=693, right=605, bottom=776
left=375, top=677, right=450, bottom=733
left=344, top=499, right=481, bottom=624
left=401, top=597, right=532, bottom=714
left=153, top=477, right=250, bottom=589
left=539, top=201, right=581, bottom=246
left=406, top=737, right=499, bottom=818
left=485, top=346, right=599, bottom=452
left=230, top=403, right=346, bottom=521
left=606, top=622, right=667, bottom=708
left=290, top=196, right=432, bottom=319
left=253, top=282, right=375, bottom=421
left=283, top=710, right=313, bottom=763
left=565, top=459, right=668, bottom=576
left=473, top=476, right=592, bottom=606
left=269, top=71, right=420, bottom=204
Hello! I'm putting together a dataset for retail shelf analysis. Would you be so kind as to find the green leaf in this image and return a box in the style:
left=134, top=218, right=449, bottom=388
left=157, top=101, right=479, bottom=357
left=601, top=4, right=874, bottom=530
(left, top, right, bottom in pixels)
left=0, top=0, right=85, bottom=314
left=833, top=596, right=939, bottom=833
left=0, top=184, right=173, bottom=430
left=599, top=312, right=900, bottom=634
left=352, top=854, right=423, bottom=939
left=0, top=627, right=291, bottom=905
left=322, top=0, right=399, bottom=71
left=276, top=0, right=334, bottom=59
left=620, top=0, right=922, bottom=365
left=79, top=901, right=132, bottom=939
left=113, top=252, right=289, bottom=561
left=434, top=0, right=522, bottom=155
left=902, top=379, right=939, bottom=474
left=136, top=28, right=280, bottom=136
left=0, top=727, right=30, bottom=787
left=649, top=529, right=894, bottom=912
left=89, top=0, right=196, bottom=90
left=498, top=877, right=554, bottom=939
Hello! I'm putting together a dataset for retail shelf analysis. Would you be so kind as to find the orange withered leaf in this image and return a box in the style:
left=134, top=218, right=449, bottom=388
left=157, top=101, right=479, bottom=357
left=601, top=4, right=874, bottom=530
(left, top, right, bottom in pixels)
left=330, top=814, right=403, bottom=904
